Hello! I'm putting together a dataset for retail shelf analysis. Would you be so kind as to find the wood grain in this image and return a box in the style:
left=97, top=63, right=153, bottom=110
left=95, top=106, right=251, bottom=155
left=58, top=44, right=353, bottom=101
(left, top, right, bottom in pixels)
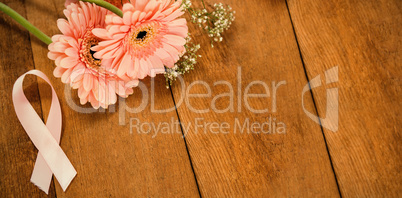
left=288, top=0, right=401, bottom=196
left=171, top=0, right=340, bottom=196
left=0, top=0, right=56, bottom=197
left=3, top=0, right=400, bottom=197
left=23, top=0, right=199, bottom=197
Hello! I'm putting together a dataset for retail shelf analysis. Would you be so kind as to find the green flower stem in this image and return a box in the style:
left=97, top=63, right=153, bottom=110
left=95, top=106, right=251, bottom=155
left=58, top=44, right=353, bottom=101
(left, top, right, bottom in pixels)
left=79, top=0, right=123, bottom=17
left=0, top=2, right=52, bottom=45
left=201, top=0, right=206, bottom=9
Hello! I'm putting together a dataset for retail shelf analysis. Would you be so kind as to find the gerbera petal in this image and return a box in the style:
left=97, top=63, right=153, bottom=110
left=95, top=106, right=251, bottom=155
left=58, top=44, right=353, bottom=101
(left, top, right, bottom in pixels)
left=117, top=54, right=132, bottom=77
left=120, top=25, right=130, bottom=32
left=53, top=42, right=69, bottom=53
left=72, top=77, right=83, bottom=89
left=92, top=79, right=100, bottom=101
left=60, top=57, right=79, bottom=68
left=97, top=82, right=106, bottom=105
left=70, top=63, right=86, bottom=82
left=65, top=36, right=79, bottom=49
left=163, top=34, right=186, bottom=46
left=65, top=47, right=79, bottom=57
left=162, top=43, right=180, bottom=63
left=138, top=12, right=147, bottom=21
left=80, top=96, right=88, bottom=105
left=126, top=80, right=139, bottom=89
left=78, top=87, right=90, bottom=99
left=112, top=15, right=124, bottom=24
left=135, top=0, right=148, bottom=11
left=138, top=58, right=149, bottom=79
left=169, top=18, right=187, bottom=27
left=83, top=72, right=93, bottom=91
left=167, top=25, right=188, bottom=38
left=148, top=55, right=164, bottom=76
left=123, top=11, right=133, bottom=25
left=144, top=0, right=160, bottom=14
left=122, top=3, right=134, bottom=12
left=48, top=52, right=62, bottom=60
left=88, top=93, right=100, bottom=109
left=57, top=19, right=72, bottom=36
left=53, top=67, right=67, bottom=78
left=155, top=48, right=174, bottom=67
left=107, top=83, right=117, bottom=104
left=128, top=58, right=140, bottom=78
left=51, top=34, right=63, bottom=43
left=92, top=28, right=111, bottom=39
left=61, top=67, right=74, bottom=83
left=162, top=9, right=184, bottom=22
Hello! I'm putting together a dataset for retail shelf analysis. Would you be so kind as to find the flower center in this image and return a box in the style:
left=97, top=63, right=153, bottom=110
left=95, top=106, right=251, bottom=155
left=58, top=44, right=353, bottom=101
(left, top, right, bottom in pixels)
left=136, top=31, right=148, bottom=40
left=125, top=22, right=166, bottom=59
left=130, top=25, right=156, bottom=47
left=80, top=31, right=102, bottom=70
left=90, top=46, right=100, bottom=61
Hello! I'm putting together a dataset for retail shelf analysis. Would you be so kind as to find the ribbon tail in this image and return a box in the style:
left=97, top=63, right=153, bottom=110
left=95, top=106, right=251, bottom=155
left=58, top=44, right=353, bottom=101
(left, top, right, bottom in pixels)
left=31, top=81, right=63, bottom=194
left=31, top=153, right=52, bottom=194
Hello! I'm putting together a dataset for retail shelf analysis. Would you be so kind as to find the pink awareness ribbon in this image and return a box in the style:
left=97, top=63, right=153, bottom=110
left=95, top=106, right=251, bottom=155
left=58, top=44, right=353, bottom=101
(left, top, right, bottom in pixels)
left=12, top=70, right=76, bottom=194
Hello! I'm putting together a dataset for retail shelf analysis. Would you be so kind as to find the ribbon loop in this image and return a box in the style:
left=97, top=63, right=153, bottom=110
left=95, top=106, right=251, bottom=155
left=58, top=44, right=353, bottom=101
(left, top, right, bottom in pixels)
left=12, top=70, right=76, bottom=194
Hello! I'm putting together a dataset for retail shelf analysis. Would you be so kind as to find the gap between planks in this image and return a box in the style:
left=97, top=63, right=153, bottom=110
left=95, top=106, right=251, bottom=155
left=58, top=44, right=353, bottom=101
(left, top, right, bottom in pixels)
left=169, top=84, right=203, bottom=197
left=284, top=0, right=342, bottom=196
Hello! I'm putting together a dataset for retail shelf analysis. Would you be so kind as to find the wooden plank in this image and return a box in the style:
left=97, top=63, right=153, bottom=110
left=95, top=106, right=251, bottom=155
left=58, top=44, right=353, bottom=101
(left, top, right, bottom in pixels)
left=24, top=0, right=199, bottom=197
left=171, top=0, right=340, bottom=196
left=287, top=0, right=401, bottom=196
left=0, top=0, right=56, bottom=197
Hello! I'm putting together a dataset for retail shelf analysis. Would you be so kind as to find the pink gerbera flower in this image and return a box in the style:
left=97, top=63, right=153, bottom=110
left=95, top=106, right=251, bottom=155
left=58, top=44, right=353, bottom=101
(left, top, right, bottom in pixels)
left=48, top=2, right=137, bottom=109
left=65, top=0, right=130, bottom=8
left=92, top=0, right=188, bottom=79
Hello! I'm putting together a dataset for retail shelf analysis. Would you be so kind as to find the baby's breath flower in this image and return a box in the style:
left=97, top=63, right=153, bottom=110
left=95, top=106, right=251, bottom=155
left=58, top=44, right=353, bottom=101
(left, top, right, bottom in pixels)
left=165, top=35, right=201, bottom=88
left=168, top=0, right=235, bottom=88
left=182, top=0, right=235, bottom=47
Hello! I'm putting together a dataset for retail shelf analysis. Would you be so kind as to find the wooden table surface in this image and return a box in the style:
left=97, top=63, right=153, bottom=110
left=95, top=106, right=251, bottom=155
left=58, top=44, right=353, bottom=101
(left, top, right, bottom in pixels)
left=0, top=0, right=400, bottom=197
